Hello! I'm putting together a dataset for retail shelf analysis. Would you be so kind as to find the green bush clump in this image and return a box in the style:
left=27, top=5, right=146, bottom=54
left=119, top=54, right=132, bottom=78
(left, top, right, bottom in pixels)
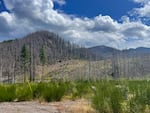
left=71, top=81, right=91, bottom=99
left=92, top=81, right=124, bottom=113
left=92, top=80, right=150, bottom=113
left=0, top=85, right=16, bottom=102
left=36, top=82, right=67, bottom=102
left=128, top=81, right=150, bottom=113
left=15, top=84, right=33, bottom=101
left=0, top=82, right=68, bottom=102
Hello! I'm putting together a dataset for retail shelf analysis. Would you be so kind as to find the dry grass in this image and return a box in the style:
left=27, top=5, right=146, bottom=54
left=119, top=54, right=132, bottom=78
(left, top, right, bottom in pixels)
left=36, top=60, right=87, bottom=80
left=35, top=59, right=113, bottom=81
left=66, top=99, right=96, bottom=113
left=51, top=99, right=96, bottom=113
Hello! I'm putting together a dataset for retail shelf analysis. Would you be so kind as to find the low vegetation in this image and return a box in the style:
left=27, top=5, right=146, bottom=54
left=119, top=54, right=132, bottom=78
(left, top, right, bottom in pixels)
left=92, top=80, right=150, bottom=113
left=0, top=81, right=91, bottom=102
left=0, top=82, right=68, bottom=102
left=1, top=80, right=150, bottom=113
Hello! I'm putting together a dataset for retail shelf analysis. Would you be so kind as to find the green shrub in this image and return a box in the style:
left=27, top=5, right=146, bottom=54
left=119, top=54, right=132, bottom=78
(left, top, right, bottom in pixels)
left=15, top=84, right=33, bottom=101
left=128, top=81, right=150, bottom=113
left=33, top=82, right=67, bottom=102
left=71, top=81, right=91, bottom=99
left=0, top=82, right=68, bottom=102
left=92, top=81, right=124, bottom=113
left=0, top=85, right=16, bottom=102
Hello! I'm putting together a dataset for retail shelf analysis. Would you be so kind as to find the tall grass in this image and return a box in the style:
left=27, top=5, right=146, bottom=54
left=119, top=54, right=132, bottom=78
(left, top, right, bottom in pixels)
left=16, top=84, right=33, bottom=101
left=0, top=80, right=92, bottom=102
left=0, top=82, right=69, bottom=102
left=70, top=81, right=91, bottom=99
left=128, top=80, right=150, bottom=113
left=1, top=80, right=150, bottom=113
left=92, top=80, right=124, bottom=113
left=33, top=82, right=68, bottom=102
left=92, top=80, right=150, bottom=113
left=0, top=85, right=16, bottom=102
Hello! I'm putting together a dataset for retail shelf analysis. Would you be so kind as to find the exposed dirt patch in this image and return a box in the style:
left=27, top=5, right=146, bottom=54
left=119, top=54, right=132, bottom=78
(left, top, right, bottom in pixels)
left=0, top=99, right=96, bottom=113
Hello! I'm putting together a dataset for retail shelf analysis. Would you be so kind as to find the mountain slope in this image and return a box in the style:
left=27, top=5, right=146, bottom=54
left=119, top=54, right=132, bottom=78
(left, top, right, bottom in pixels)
left=0, top=31, right=91, bottom=83
left=89, top=45, right=120, bottom=59
left=89, top=46, right=150, bottom=59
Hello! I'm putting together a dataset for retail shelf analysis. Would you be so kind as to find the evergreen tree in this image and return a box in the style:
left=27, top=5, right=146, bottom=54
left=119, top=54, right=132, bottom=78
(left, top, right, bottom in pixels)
left=20, top=44, right=30, bottom=82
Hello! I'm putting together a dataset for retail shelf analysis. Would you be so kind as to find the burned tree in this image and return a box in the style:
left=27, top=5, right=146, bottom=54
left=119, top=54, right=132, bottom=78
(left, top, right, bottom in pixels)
left=39, top=46, right=47, bottom=80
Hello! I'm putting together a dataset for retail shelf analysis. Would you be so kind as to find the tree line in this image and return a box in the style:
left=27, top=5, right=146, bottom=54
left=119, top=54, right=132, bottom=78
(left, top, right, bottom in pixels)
left=1, top=31, right=150, bottom=83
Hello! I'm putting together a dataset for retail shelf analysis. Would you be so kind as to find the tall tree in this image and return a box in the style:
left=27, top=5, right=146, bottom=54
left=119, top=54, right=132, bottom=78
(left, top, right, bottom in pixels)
left=111, top=50, right=119, bottom=78
left=13, top=47, right=17, bottom=83
left=20, top=44, right=30, bottom=82
left=39, top=46, right=47, bottom=80
left=29, top=40, right=35, bottom=82
left=0, top=47, right=3, bottom=83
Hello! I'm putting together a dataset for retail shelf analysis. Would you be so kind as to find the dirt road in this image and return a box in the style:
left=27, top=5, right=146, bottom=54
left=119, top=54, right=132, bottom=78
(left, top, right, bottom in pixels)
left=0, top=99, right=96, bottom=113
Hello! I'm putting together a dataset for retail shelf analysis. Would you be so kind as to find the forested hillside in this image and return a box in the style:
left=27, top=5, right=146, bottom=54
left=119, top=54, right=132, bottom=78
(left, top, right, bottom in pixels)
left=89, top=46, right=150, bottom=78
left=1, top=30, right=150, bottom=83
left=0, top=31, right=92, bottom=83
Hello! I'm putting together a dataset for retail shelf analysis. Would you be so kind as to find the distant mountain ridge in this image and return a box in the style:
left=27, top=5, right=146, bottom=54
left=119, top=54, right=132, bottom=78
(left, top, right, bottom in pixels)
left=89, top=45, right=150, bottom=59
left=88, top=45, right=119, bottom=59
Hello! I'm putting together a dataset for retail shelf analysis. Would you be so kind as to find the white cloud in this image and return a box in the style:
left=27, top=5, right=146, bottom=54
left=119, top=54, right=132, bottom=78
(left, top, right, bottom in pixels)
left=53, top=0, right=66, bottom=6
left=132, top=0, right=149, bottom=4
left=1, top=0, right=150, bottom=49
left=132, top=0, right=150, bottom=18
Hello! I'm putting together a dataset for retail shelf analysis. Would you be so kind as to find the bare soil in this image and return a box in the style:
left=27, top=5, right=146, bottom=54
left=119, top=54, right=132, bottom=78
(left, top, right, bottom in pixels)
left=0, top=99, right=96, bottom=113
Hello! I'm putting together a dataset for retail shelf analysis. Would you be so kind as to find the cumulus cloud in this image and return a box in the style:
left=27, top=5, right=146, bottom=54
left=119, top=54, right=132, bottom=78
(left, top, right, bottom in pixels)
left=0, top=0, right=150, bottom=49
left=132, top=0, right=150, bottom=18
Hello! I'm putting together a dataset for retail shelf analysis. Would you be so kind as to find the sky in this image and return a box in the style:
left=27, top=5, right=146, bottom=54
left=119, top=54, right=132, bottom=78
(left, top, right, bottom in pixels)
left=0, top=0, right=150, bottom=49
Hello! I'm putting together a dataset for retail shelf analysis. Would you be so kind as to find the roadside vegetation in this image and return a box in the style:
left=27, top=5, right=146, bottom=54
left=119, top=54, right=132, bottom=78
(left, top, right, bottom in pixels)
left=92, top=80, right=150, bottom=113
left=1, top=80, right=150, bottom=113
left=0, top=81, right=89, bottom=102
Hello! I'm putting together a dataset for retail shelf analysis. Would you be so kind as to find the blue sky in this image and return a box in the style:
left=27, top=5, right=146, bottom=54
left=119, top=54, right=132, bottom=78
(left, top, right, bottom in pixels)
left=0, top=0, right=9, bottom=12
left=0, top=0, right=150, bottom=49
left=54, top=0, right=139, bottom=20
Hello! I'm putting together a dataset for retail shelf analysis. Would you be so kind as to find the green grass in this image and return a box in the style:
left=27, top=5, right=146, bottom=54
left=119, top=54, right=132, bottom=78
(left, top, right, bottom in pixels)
left=33, top=82, right=68, bottom=102
left=70, top=80, right=91, bottom=99
left=91, top=80, right=150, bottom=113
left=0, top=85, right=16, bottom=102
left=0, top=81, right=69, bottom=102
left=0, top=81, right=91, bottom=102
left=92, top=80, right=124, bottom=113
left=1, top=80, right=150, bottom=113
